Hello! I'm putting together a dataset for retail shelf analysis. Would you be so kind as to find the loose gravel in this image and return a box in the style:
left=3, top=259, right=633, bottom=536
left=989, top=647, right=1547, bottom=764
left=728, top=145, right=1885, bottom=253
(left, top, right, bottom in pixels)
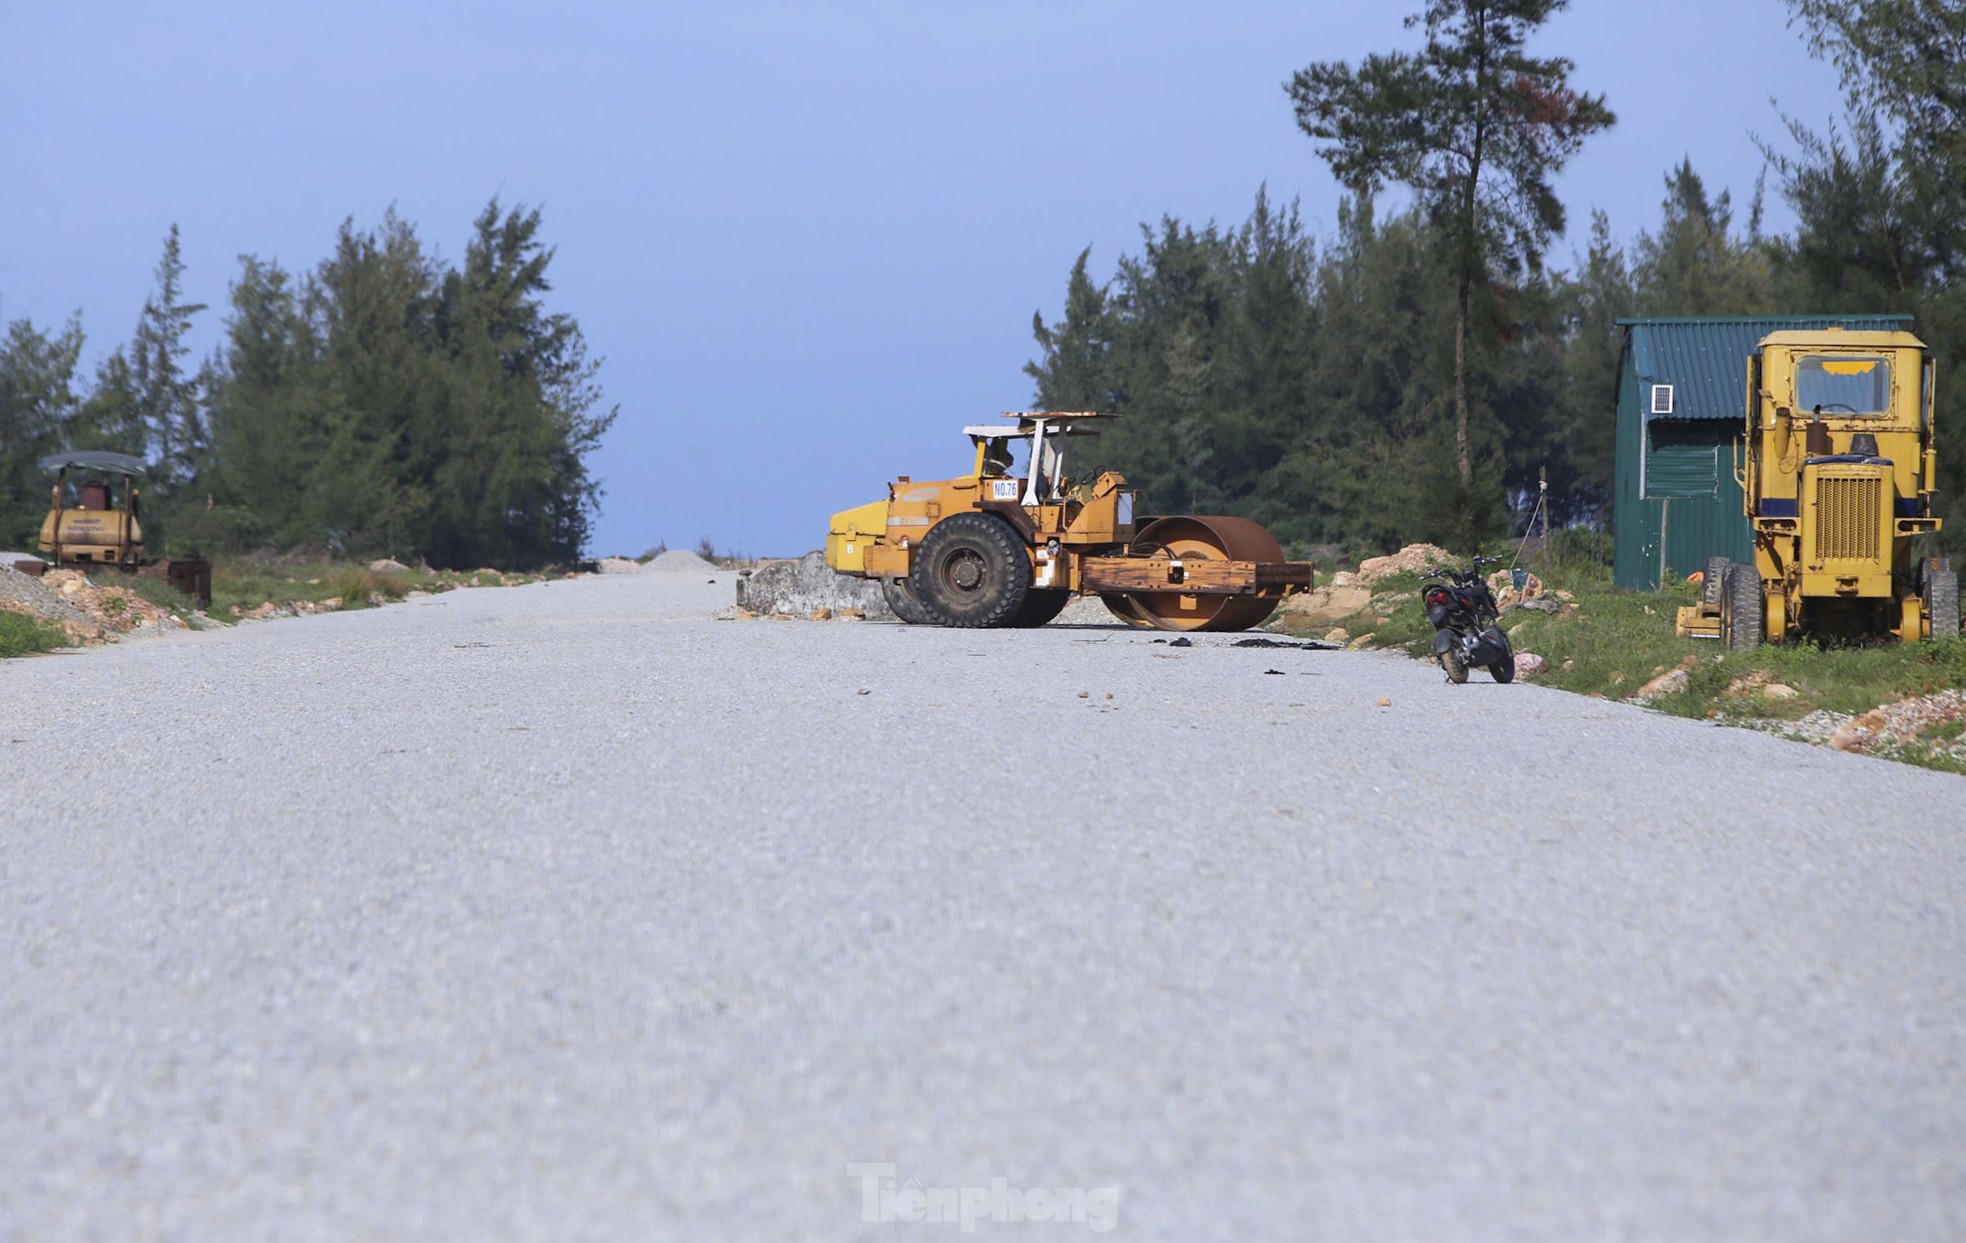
left=2, top=570, right=1962, bottom=1241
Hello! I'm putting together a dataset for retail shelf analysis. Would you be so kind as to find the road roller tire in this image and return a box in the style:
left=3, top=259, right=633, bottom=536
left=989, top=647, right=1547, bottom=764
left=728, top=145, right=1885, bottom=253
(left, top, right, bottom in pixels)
left=882, top=577, right=935, bottom=625
left=911, top=512, right=1030, bottom=628
left=1099, top=593, right=1156, bottom=628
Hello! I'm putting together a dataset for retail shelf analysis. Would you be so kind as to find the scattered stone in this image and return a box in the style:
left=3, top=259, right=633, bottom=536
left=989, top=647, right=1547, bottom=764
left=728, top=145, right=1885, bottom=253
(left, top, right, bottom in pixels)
left=809, top=607, right=833, bottom=621
left=368, top=558, right=408, bottom=573
left=1831, top=710, right=1887, bottom=752
left=1514, top=597, right=1562, bottom=614
left=734, top=609, right=758, bottom=621
left=1514, top=652, right=1547, bottom=677
left=1629, top=656, right=1697, bottom=703
left=767, top=612, right=793, bottom=621
left=1324, top=627, right=1350, bottom=644
left=837, top=608, right=865, bottom=620
left=1169, top=637, right=1193, bottom=648
left=1345, top=633, right=1376, bottom=650
left=1329, top=570, right=1360, bottom=588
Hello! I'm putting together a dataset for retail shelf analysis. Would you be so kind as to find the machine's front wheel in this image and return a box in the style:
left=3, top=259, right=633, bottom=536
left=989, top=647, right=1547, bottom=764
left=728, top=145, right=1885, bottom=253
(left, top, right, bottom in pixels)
left=882, top=576, right=936, bottom=625
left=1099, top=593, right=1156, bottom=628
left=911, top=512, right=1030, bottom=628
left=1701, top=555, right=1730, bottom=610
left=1924, top=557, right=1959, bottom=638
left=1118, top=515, right=1286, bottom=632
left=1724, top=561, right=1764, bottom=651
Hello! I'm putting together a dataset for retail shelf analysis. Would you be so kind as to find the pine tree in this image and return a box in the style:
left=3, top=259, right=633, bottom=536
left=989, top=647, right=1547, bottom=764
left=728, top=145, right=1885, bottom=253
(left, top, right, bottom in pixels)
left=0, top=315, right=85, bottom=545
left=1287, top=0, right=1613, bottom=544
left=128, top=225, right=208, bottom=502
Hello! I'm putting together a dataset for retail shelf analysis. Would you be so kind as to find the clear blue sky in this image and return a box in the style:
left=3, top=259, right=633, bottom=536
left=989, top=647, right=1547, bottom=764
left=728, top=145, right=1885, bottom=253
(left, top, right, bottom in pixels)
left=1, top=1, right=1845, bottom=557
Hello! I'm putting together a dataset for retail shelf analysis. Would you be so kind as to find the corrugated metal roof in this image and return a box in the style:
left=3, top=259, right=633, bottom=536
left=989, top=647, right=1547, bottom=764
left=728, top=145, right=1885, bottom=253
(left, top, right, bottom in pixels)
left=1617, top=315, right=1914, bottom=421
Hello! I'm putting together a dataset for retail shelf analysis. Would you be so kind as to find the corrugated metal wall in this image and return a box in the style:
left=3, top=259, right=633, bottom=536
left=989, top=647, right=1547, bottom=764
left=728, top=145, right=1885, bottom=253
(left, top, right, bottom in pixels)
left=1614, top=368, right=1752, bottom=588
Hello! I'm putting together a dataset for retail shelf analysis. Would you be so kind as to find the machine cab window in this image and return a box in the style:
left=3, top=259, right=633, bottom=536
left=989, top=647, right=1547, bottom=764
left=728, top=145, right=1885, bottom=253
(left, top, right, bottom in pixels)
left=1796, top=355, right=1891, bottom=416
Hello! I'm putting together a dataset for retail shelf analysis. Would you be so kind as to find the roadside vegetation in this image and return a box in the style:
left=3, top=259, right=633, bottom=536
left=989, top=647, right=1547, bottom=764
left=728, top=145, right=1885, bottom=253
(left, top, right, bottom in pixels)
left=0, top=608, right=67, bottom=657
left=1276, top=546, right=1966, bottom=774
left=64, top=557, right=543, bottom=634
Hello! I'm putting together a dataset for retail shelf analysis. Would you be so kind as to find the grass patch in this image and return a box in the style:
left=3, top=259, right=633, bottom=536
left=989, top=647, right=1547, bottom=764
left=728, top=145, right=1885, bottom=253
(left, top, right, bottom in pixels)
left=0, top=609, right=69, bottom=658
left=204, top=557, right=544, bottom=620
left=112, top=572, right=205, bottom=621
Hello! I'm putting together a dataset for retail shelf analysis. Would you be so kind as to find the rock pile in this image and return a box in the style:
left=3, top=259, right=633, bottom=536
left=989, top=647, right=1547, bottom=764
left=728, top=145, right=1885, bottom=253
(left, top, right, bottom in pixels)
left=649, top=549, right=718, bottom=573
left=1356, top=544, right=1453, bottom=584
left=1827, top=690, right=1966, bottom=755
left=0, top=564, right=189, bottom=644
left=737, top=552, right=893, bottom=620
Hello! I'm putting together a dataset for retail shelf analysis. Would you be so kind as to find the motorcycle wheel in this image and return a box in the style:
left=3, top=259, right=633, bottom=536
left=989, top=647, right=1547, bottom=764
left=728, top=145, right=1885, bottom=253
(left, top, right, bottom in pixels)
left=1488, top=628, right=1515, bottom=683
left=1440, top=646, right=1469, bottom=684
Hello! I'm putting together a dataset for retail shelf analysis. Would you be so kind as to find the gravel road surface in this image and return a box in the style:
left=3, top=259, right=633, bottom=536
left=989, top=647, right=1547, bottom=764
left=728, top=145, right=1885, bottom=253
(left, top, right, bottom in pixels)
left=3, top=572, right=1962, bottom=1241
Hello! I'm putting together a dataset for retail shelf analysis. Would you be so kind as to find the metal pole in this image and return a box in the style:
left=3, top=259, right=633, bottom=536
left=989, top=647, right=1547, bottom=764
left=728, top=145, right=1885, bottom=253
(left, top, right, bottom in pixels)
left=1539, top=466, right=1549, bottom=572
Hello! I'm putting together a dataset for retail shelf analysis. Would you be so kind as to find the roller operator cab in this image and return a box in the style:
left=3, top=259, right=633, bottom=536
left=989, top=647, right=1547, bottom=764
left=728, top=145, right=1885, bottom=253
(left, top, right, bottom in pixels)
left=825, top=411, right=1314, bottom=630
left=1698, top=328, right=1953, bottom=647
left=33, top=450, right=212, bottom=604
left=38, top=451, right=147, bottom=566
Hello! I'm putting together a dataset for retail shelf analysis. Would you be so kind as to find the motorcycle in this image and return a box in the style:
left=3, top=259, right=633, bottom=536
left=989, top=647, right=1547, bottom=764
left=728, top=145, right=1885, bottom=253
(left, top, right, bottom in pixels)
left=1420, top=555, right=1516, bottom=684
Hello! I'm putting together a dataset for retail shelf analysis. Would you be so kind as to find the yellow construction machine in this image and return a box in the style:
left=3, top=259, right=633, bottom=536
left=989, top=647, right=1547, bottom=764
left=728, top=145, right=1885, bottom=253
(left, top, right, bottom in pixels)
left=33, top=451, right=211, bottom=604
left=825, top=411, right=1313, bottom=630
left=1677, top=327, right=1952, bottom=647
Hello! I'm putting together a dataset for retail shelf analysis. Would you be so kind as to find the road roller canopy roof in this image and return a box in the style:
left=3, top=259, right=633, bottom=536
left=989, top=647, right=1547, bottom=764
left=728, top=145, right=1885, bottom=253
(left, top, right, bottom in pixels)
left=40, top=451, right=147, bottom=476
left=960, top=411, right=1116, bottom=440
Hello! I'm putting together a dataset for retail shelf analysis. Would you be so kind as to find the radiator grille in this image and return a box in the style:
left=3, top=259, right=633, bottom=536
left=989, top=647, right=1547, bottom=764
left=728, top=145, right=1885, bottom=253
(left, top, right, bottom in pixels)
left=1814, top=476, right=1881, bottom=562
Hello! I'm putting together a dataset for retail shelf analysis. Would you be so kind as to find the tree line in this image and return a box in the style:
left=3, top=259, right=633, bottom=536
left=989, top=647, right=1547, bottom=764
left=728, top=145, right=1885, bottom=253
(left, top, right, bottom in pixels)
left=0, top=201, right=614, bottom=569
left=1026, top=0, right=1965, bottom=556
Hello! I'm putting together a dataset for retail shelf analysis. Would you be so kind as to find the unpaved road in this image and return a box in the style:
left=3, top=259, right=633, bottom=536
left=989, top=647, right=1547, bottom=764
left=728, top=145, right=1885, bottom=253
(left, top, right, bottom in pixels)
left=3, top=572, right=1962, bottom=1241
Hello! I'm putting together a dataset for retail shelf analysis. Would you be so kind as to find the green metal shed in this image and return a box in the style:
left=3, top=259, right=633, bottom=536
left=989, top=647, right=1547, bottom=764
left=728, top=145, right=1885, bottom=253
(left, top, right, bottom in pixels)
left=1611, top=315, right=1914, bottom=590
